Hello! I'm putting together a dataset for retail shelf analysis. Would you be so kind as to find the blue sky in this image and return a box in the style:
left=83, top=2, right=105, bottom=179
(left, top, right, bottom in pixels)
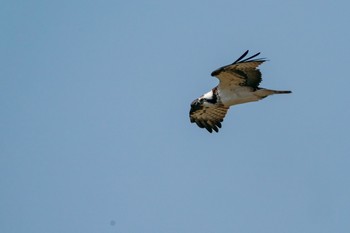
left=1, top=0, right=350, bottom=233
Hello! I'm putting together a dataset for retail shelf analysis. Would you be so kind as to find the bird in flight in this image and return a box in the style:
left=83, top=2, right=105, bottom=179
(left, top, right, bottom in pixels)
left=189, top=50, right=291, bottom=133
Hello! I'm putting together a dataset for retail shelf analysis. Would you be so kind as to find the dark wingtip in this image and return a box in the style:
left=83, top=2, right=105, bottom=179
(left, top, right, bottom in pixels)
left=192, top=120, right=222, bottom=133
left=195, top=121, right=205, bottom=128
left=212, top=50, right=264, bottom=76
left=241, top=51, right=261, bottom=62
left=232, top=50, right=249, bottom=64
left=205, top=127, right=213, bottom=133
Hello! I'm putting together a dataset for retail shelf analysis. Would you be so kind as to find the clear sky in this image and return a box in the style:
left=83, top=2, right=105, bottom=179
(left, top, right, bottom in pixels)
left=1, top=0, right=350, bottom=233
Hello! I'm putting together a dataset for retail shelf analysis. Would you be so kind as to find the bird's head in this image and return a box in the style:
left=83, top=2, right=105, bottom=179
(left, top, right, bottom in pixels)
left=190, top=90, right=217, bottom=111
left=191, top=97, right=214, bottom=108
left=190, top=98, right=203, bottom=109
left=201, top=90, right=217, bottom=105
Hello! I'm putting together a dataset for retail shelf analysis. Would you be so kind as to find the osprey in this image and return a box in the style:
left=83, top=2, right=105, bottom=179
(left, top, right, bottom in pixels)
left=189, top=50, right=291, bottom=133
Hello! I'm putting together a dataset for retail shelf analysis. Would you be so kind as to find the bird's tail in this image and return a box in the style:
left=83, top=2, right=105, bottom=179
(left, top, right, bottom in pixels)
left=255, top=88, right=292, bottom=98
left=272, top=90, right=292, bottom=94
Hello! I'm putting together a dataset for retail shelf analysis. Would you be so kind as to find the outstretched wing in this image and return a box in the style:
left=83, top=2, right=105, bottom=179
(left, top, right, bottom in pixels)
left=190, top=101, right=229, bottom=133
left=211, top=50, right=266, bottom=89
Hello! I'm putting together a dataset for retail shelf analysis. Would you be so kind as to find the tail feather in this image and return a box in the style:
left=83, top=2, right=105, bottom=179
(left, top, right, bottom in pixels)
left=273, top=90, right=292, bottom=94
left=255, top=88, right=292, bottom=98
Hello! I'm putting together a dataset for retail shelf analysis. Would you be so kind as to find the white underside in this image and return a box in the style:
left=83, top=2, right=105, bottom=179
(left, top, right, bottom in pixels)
left=218, top=87, right=274, bottom=106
